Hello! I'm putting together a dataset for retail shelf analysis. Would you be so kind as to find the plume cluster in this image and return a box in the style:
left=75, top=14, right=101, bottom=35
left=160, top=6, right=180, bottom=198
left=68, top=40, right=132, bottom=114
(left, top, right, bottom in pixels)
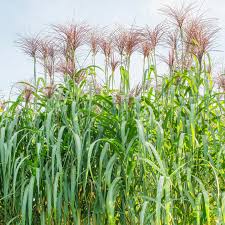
left=16, top=3, right=219, bottom=92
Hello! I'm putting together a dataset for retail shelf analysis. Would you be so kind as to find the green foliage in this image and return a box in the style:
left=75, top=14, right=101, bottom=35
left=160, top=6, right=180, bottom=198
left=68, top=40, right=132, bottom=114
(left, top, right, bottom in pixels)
left=0, top=65, right=225, bottom=225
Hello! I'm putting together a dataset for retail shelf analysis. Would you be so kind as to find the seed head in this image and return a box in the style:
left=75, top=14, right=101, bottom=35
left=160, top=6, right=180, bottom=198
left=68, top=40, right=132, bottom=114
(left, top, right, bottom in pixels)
left=112, top=26, right=128, bottom=56
left=56, top=59, right=75, bottom=78
left=16, top=34, right=40, bottom=58
left=123, top=28, right=140, bottom=57
left=23, top=86, right=33, bottom=103
left=160, top=2, right=195, bottom=29
left=109, top=54, right=120, bottom=73
left=53, top=23, right=90, bottom=58
left=44, top=84, right=56, bottom=98
left=142, top=23, right=165, bottom=51
left=139, top=41, right=152, bottom=59
left=217, top=74, right=225, bottom=92
left=185, top=17, right=219, bottom=63
left=89, top=30, right=100, bottom=56
left=99, top=32, right=113, bottom=60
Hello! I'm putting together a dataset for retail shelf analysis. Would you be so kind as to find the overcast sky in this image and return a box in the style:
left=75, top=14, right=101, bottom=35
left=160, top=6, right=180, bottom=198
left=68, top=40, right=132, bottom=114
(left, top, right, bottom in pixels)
left=1, top=0, right=225, bottom=96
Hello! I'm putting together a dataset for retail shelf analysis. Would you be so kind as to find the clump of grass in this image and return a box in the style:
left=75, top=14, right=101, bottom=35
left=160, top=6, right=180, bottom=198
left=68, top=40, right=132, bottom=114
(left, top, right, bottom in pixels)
left=1, top=2, right=225, bottom=225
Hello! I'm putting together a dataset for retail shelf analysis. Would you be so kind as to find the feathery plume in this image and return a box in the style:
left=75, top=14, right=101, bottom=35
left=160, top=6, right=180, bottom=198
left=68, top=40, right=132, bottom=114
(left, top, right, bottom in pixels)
left=160, top=2, right=195, bottom=29
left=16, top=34, right=40, bottom=58
left=185, top=17, right=219, bottom=66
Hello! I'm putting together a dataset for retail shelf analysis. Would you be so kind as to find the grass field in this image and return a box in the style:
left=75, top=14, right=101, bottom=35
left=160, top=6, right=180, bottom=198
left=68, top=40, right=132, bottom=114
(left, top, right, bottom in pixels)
left=0, top=3, right=225, bottom=224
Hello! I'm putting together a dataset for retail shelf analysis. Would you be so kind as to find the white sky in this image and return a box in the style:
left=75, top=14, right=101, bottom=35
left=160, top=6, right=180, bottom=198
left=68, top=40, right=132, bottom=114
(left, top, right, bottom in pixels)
left=1, top=0, right=225, bottom=96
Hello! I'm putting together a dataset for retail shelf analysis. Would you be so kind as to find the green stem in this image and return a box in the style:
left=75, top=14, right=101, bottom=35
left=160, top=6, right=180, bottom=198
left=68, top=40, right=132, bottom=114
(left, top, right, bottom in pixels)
left=34, top=56, right=37, bottom=86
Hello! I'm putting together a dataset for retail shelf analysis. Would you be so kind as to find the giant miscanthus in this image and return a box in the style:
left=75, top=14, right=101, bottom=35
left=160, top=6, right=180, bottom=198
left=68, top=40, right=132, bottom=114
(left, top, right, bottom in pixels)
left=99, top=30, right=113, bottom=87
left=112, top=26, right=128, bottom=64
left=56, top=58, right=75, bottom=79
left=139, top=23, right=165, bottom=66
left=53, top=23, right=90, bottom=72
left=140, top=23, right=165, bottom=88
left=109, top=54, right=120, bottom=89
left=16, top=34, right=40, bottom=85
left=88, top=29, right=100, bottom=65
left=38, top=38, right=57, bottom=84
left=185, top=17, right=219, bottom=70
left=159, top=2, right=195, bottom=30
left=123, top=28, right=140, bottom=65
left=160, top=3, right=196, bottom=71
